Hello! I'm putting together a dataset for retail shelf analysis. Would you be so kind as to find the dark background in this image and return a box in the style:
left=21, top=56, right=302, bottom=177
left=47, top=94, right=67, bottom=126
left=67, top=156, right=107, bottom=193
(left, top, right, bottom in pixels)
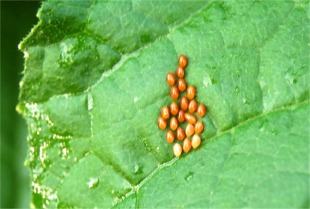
left=1, top=1, right=41, bottom=207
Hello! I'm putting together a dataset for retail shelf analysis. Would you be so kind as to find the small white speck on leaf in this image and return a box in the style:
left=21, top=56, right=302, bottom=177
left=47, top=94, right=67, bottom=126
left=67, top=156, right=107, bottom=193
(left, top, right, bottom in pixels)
left=88, top=177, right=99, bottom=189
left=203, top=75, right=212, bottom=86
left=134, top=96, right=139, bottom=103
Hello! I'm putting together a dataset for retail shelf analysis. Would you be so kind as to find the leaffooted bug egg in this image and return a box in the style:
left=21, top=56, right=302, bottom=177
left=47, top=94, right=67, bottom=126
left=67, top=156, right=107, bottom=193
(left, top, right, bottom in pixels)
left=166, top=130, right=175, bottom=144
left=158, top=116, right=167, bottom=130
left=170, top=117, right=178, bottom=131
left=177, top=109, right=185, bottom=123
left=183, top=138, right=192, bottom=153
left=166, top=72, right=176, bottom=86
left=161, top=106, right=170, bottom=120
left=178, top=78, right=187, bottom=92
left=170, top=86, right=179, bottom=100
left=188, top=100, right=198, bottom=113
left=180, top=96, right=189, bottom=111
left=197, top=104, right=207, bottom=117
left=195, top=121, right=204, bottom=134
left=192, top=134, right=201, bottom=149
left=185, top=113, right=196, bottom=124
left=186, top=85, right=196, bottom=100
left=176, top=66, right=185, bottom=78
left=176, top=127, right=185, bottom=141
left=170, top=102, right=179, bottom=116
left=173, top=143, right=182, bottom=157
left=185, top=123, right=195, bottom=137
left=178, top=54, right=188, bottom=68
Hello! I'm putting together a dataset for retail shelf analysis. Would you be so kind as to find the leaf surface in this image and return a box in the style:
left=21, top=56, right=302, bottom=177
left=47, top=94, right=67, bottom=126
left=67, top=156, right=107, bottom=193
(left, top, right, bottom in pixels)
left=18, top=0, right=309, bottom=208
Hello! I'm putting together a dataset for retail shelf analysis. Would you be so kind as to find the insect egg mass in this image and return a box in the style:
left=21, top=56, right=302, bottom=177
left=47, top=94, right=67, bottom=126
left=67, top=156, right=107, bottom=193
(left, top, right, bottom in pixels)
left=158, top=55, right=208, bottom=156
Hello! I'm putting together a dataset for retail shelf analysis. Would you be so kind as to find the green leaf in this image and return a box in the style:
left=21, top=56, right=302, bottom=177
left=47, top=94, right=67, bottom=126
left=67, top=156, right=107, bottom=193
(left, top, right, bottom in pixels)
left=18, top=0, right=309, bottom=208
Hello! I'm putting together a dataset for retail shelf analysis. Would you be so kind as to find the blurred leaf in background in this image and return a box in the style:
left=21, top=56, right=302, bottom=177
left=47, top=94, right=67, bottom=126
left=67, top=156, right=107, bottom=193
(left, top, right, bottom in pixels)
left=1, top=1, right=40, bottom=208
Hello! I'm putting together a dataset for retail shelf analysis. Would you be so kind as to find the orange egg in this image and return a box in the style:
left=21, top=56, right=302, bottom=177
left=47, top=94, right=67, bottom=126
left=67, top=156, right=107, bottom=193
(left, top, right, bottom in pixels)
left=183, top=138, right=192, bottom=153
left=178, top=54, right=188, bottom=68
left=177, top=109, right=185, bottom=123
left=178, top=78, right=187, bottom=92
left=170, top=102, right=179, bottom=116
left=170, top=117, right=178, bottom=131
left=195, top=121, right=204, bottom=134
left=170, top=86, right=179, bottom=100
left=186, top=85, right=196, bottom=100
left=166, top=130, right=175, bottom=144
left=176, top=127, right=185, bottom=141
left=192, top=134, right=201, bottom=149
left=160, top=106, right=170, bottom=120
left=185, top=123, right=195, bottom=137
left=197, top=104, right=207, bottom=117
left=184, top=113, right=196, bottom=124
left=175, top=66, right=185, bottom=78
left=166, top=72, right=176, bottom=86
left=188, top=100, right=198, bottom=113
left=173, top=143, right=182, bottom=157
left=180, top=96, right=189, bottom=111
left=158, top=116, right=167, bottom=130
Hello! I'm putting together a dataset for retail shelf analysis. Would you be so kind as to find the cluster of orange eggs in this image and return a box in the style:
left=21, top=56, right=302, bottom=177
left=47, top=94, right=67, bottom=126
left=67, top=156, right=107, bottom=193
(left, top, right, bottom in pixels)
left=158, top=55, right=207, bottom=157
